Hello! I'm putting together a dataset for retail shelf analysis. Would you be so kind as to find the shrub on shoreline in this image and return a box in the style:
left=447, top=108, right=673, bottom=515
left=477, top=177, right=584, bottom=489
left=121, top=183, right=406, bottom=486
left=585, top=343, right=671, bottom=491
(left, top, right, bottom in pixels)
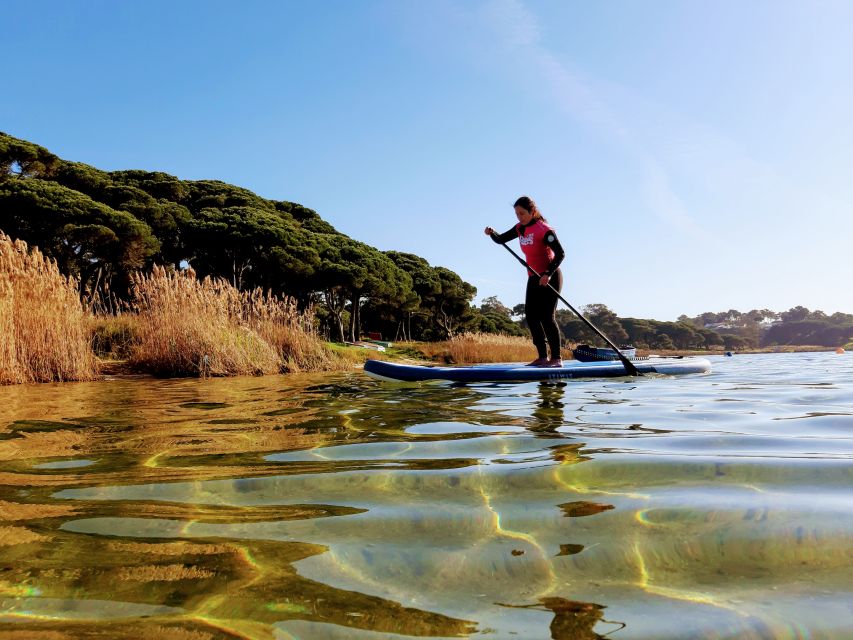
left=89, top=314, right=139, bottom=360
left=243, top=288, right=339, bottom=372
left=0, top=233, right=98, bottom=384
left=127, top=266, right=349, bottom=377
left=129, top=267, right=283, bottom=377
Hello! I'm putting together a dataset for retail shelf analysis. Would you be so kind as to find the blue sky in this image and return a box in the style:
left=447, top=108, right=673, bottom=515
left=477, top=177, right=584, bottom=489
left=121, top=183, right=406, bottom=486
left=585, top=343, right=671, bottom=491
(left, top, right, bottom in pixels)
left=3, top=0, right=851, bottom=319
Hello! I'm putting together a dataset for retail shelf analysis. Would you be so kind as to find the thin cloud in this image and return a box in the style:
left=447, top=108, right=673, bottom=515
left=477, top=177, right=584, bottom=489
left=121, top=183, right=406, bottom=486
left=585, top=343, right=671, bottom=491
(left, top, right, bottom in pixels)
left=469, top=1, right=852, bottom=247
left=477, top=0, right=540, bottom=48
left=640, top=158, right=705, bottom=237
left=472, top=0, right=703, bottom=235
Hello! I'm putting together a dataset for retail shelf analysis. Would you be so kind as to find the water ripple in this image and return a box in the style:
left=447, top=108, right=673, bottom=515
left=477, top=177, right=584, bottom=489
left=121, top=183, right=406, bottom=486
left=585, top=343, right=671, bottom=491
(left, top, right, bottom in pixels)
left=0, top=352, right=851, bottom=638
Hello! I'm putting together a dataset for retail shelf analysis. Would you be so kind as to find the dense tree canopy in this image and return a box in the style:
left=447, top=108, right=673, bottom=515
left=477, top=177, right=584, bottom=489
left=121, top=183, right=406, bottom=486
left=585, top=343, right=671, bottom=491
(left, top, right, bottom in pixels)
left=378, top=251, right=442, bottom=341
left=0, top=177, right=158, bottom=292
left=428, top=267, right=477, bottom=339
left=763, top=319, right=853, bottom=347
left=0, top=135, right=59, bottom=179
left=475, top=296, right=526, bottom=336
left=185, top=205, right=321, bottom=292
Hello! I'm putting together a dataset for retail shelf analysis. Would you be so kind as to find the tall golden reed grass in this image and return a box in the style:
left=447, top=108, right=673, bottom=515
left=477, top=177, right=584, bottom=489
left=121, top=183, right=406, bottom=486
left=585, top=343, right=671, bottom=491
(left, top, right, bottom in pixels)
left=0, top=233, right=98, bottom=384
left=242, top=286, right=340, bottom=372
left=129, top=266, right=341, bottom=376
left=407, top=332, right=573, bottom=364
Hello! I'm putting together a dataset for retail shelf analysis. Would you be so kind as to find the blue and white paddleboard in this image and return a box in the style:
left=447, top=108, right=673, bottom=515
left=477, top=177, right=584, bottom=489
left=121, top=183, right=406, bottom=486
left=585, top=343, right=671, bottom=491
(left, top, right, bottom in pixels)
left=364, top=357, right=712, bottom=382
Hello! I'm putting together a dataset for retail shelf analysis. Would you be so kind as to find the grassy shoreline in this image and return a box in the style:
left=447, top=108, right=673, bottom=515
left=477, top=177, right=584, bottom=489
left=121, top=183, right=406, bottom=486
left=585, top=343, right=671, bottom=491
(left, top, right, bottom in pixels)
left=2, top=235, right=844, bottom=386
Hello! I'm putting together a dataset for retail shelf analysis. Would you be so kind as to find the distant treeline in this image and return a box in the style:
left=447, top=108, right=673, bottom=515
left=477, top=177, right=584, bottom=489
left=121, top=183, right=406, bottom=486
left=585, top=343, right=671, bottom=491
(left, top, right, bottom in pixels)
left=679, top=307, right=853, bottom=349
left=2, top=132, right=851, bottom=349
left=514, top=304, right=852, bottom=350
left=412, top=282, right=850, bottom=351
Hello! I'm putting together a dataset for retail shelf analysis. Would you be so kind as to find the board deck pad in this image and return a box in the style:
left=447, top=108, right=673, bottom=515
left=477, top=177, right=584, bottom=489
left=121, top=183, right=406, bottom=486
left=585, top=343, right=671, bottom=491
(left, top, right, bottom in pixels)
left=365, top=357, right=712, bottom=382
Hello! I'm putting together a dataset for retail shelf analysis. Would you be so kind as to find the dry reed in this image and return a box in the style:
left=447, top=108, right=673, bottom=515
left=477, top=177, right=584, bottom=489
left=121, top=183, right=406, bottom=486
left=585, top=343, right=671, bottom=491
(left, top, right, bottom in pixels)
left=0, top=233, right=98, bottom=384
left=244, top=288, right=340, bottom=372
left=128, top=267, right=345, bottom=376
left=408, top=332, right=573, bottom=364
left=129, top=267, right=280, bottom=377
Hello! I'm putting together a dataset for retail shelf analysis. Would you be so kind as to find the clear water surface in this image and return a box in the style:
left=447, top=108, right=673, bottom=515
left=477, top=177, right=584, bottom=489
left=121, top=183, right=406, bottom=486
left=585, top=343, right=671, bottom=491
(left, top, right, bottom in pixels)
left=0, top=352, right=850, bottom=639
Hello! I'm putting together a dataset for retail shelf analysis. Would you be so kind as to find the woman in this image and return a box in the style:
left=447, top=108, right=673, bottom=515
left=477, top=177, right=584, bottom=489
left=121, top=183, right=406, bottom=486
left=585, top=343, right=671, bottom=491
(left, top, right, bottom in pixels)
left=485, top=196, right=565, bottom=367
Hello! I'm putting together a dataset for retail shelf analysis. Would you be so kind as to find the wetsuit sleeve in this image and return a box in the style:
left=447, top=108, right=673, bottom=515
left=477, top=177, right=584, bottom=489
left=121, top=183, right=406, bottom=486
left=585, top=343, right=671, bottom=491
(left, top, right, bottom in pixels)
left=544, top=230, right=565, bottom=275
left=490, top=227, right=518, bottom=244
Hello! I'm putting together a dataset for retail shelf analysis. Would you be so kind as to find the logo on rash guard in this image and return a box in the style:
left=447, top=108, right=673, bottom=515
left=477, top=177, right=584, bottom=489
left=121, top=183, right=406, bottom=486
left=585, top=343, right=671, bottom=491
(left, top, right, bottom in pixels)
left=520, top=233, right=534, bottom=246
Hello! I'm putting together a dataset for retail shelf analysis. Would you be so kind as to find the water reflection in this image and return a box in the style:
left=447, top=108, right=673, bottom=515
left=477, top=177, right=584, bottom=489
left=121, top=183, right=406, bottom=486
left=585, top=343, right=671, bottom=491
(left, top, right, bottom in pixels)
left=497, top=597, right=624, bottom=640
left=0, top=353, right=851, bottom=638
left=530, top=382, right=568, bottom=434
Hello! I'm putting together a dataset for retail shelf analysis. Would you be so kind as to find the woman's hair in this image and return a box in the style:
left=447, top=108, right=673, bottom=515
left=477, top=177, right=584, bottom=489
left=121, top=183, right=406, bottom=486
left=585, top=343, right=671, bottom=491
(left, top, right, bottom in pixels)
left=514, top=196, right=544, bottom=220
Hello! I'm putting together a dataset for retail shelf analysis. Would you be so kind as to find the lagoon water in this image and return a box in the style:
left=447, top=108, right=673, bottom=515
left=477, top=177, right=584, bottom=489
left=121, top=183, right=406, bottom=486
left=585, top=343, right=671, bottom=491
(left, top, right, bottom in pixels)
left=0, top=352, right=851, bottom=639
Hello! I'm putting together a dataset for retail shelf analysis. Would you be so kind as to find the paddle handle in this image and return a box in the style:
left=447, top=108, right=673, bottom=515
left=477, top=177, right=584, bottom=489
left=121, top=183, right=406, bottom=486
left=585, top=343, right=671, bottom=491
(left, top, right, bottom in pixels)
left=490, top=233, right=641, bottom=376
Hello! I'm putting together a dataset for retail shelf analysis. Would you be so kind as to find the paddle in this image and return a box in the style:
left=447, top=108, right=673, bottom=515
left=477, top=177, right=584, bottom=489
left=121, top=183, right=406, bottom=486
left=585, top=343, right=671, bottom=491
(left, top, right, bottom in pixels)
left=491, top=233, right=642, bottom=376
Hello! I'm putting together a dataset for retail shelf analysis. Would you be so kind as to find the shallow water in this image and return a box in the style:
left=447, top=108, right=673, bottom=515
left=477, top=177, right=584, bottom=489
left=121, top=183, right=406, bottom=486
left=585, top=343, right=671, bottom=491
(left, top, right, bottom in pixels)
left=0, top=352, right=851, bottom=639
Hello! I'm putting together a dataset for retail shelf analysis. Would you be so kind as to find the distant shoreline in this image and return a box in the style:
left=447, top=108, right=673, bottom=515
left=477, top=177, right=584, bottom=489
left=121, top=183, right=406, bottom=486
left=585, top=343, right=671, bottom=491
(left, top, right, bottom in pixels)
left=636, top=345, right=837, bottom=357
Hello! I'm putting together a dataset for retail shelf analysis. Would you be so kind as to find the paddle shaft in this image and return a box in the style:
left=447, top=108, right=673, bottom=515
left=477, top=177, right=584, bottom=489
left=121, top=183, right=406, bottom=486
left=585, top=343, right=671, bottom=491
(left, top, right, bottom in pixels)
left=492, top=234, right=641, bottom=376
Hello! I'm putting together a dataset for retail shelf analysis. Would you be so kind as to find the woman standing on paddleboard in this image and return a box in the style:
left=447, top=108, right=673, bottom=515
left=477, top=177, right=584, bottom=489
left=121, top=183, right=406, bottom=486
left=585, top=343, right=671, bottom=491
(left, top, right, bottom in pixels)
left=485, top=196, right=565, bottom=367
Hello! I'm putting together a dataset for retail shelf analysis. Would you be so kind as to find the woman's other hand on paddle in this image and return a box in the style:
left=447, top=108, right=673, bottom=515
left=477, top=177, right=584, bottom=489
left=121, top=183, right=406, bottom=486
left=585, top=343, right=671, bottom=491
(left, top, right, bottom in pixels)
left=484, top=226, right=495, bottom=237
left=539, top=274, right=550, bottom=286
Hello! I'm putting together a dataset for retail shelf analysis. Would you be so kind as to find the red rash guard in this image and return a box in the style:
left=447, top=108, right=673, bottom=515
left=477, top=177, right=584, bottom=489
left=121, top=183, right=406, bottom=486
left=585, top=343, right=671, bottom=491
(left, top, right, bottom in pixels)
left=491, top=219, right=565, bottom=277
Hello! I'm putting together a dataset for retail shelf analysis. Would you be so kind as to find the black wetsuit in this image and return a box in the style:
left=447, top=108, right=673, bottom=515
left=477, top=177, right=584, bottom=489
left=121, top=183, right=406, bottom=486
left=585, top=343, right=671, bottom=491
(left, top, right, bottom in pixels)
left=491, top=222, right=565, bottom=360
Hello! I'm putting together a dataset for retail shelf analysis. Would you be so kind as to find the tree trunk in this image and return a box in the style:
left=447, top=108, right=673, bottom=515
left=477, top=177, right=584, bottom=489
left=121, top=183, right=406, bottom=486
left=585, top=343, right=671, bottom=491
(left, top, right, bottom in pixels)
left=323, top=289, right=346, bottom=342
left=348, top=292, right=362, bottom=342
left=436, top=303, right=455, bottom=339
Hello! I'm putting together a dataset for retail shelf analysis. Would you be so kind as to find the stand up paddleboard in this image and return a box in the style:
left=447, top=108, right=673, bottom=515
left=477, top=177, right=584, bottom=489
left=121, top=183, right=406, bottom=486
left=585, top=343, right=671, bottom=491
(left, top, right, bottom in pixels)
left=364, top=357, right=711, bottom=382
